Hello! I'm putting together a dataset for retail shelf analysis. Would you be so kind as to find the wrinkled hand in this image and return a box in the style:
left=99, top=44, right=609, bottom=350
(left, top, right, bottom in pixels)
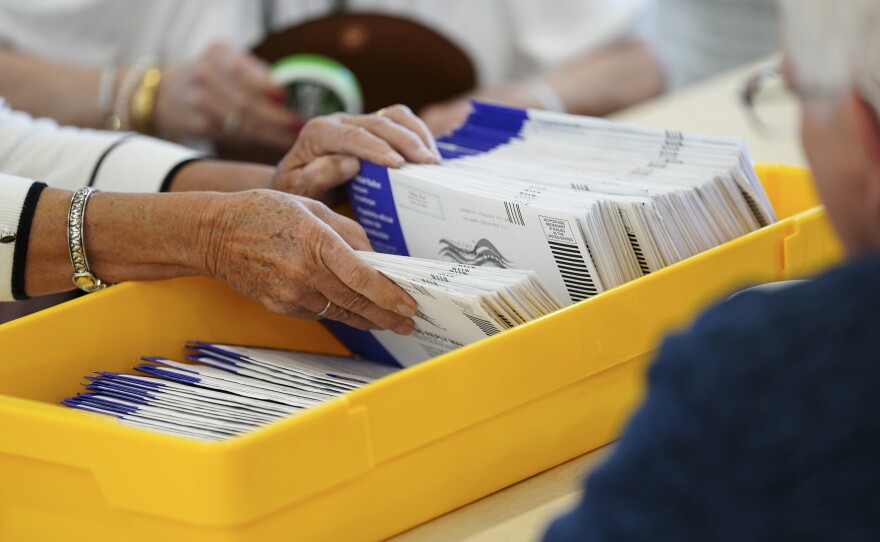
left=270, top=104, right=442, bottom=201
left=154, top=42, right=299, bottom=150
left=203, top=189, right=416, bottom=333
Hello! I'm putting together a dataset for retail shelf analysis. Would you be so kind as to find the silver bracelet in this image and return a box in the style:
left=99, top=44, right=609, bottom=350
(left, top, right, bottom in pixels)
left=68, top=187, right=109, bottom=293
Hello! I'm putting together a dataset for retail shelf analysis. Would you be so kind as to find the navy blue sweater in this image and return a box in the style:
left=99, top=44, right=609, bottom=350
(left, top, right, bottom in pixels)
left=544, top=254, right=880, bottom=541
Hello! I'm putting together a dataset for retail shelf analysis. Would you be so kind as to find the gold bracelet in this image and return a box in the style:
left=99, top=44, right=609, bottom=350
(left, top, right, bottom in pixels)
left=129, top=66, right=162, bottom=135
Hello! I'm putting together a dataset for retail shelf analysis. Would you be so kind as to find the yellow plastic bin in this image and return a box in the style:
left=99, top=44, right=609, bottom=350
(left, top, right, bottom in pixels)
left=0, top=165, right=842, bottom=542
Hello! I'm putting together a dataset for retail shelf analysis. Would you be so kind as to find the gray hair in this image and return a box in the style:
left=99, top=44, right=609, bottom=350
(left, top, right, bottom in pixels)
left=781, top=0, right=880, bottom=118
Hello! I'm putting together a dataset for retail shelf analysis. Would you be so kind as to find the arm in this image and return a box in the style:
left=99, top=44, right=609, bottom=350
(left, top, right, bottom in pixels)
left=420, top=39, right=663, bottom=136
left=0, top=46, right=109, bottom=129
left=0, top=102, right=439, bottom=330
left=22, top=186, right=416, bottom=334
left=0, top=99, right=438, bottom=199
left=540, top=39, right=664, bottom=117
left=0, top=42, right=299, bottom=151
left=167, top=104, right=441, bottom=198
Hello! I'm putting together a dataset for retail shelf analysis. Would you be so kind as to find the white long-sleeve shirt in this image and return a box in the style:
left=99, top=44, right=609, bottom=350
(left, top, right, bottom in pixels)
left=0, top=100, right=200, bottom=301
left=0, top=0, right=648, bottom=87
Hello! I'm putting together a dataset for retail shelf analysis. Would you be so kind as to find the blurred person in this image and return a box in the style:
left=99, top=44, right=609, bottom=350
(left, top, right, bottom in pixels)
left=0, top=0, right=663, bottom=145
left=268, top=0, right=662, bottom=135
left=0, top=1, right=292, bottom=153
left=544, top=1, right=880, bottom=540
left=0, top=100, right=440, bottom=333
left=655, top=0, right=779, bottom=90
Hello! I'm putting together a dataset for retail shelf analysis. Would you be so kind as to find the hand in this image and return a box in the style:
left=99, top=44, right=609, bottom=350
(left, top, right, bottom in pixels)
left=419, top=99, right=474, bottom=137
left=153, top=42, right=299, bottom=151
left=270, top=105, right=442, bottom=201
left=203, top=189, right=417, bottom=334
left=419, top=83, right=545, bottom=136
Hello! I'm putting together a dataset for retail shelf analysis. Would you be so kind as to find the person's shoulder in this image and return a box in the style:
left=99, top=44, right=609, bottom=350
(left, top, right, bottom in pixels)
left=652, top=254, right=880, bottom=403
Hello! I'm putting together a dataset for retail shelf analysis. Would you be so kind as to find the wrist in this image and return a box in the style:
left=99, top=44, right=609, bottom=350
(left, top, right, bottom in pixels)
left=166, top=160, right=274, bottom=193
left=84, top=191, right=224, bottom=283
left=194, top=192, right=236, bottom=278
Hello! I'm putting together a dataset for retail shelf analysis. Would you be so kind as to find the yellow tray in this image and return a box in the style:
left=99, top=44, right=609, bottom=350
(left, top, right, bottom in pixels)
left=0, top=165, right=842, bottom=542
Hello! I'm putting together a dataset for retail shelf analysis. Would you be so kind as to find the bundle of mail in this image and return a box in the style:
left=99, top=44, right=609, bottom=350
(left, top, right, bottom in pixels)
left=334, top=251, right=564, bottom=366
left=63, top=257, right=562, bottom=439
left=63, top=342, right=398, bottom=441
left=349, top=102, right=777, bottom=308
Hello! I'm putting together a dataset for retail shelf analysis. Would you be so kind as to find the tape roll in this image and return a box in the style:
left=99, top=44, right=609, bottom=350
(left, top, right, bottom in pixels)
left=271, top=54, right=363, bottom=118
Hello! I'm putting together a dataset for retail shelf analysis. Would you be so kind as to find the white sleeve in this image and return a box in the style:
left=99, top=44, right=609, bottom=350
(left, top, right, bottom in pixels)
left=0, top=174, right=43, bottom=301
left=506, top=0, right=650, bottom=71
left=0, top=100, right=202, bottom=193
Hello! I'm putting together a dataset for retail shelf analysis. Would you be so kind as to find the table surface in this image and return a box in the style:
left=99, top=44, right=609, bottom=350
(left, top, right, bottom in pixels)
left=392, top=56, right=805, bottom=542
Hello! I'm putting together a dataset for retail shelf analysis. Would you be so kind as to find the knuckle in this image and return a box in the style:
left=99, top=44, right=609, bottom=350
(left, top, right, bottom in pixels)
left=260, top=296, right=290, bottom=315
left=346, top=126, right=369, bottom=141
left=337, top=290, right=371, bottom=313
left=389, top=103, right=412, bottom=116
left=341, top=264, right=374, bottom=291
left=300, top=116, right=326, bottom=137
left=374, top=116, right=398, bottom=132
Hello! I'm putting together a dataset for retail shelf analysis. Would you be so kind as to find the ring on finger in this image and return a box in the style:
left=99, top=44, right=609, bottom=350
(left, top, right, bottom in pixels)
left=315, top=299, right=332, bottom=318
left=224, top=112, right=242, bottom=135
left=374, top=107, right=389, bottom=118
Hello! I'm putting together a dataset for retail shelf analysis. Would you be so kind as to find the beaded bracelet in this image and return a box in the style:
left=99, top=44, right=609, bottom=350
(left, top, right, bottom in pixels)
left=97, top=64, right=118, bottom=125
left=109, top=56, right=157, bottom=131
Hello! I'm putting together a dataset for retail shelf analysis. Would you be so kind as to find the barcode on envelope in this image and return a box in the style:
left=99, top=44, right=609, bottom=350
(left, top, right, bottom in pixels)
left=504, top=201, right=525, bottom=226
left=548, top=241, right=598, bottom=302
left=464, top=314, right=501, bottom=336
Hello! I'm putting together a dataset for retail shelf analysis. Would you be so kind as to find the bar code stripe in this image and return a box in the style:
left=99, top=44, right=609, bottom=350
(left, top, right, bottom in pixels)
left=504, top=202, right=525, bottom=226
left=494, top=311, right=513, bottom=328
left=464, top=314, right=501, bottom=336
left=547, top=241, right=598, bottom=301
left=739, top=188, right=769, bottom=227
left=627, top=232, right=650, bottom=274
left=546, top=244, right=582, bottom=256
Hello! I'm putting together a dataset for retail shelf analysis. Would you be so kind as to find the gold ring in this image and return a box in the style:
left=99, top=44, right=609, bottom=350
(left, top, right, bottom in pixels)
left=315, top=300, right=332, bottom=318
left=374, top=107, right=388, bottom=117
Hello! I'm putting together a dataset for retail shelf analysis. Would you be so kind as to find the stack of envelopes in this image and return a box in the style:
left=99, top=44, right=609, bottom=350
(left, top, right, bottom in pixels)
left=63, top=343, right=396, bottom=441
left=349, top=102, right=777, bottom=306
left=62, top=256, right=566, bottom=438
left=352, top=251, right=563, bottom=365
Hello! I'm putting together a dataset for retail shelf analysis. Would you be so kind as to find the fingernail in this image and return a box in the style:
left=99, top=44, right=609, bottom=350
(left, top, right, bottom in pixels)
left=397, top=302, right=416, bottom=318
left=269, top=88, right=286, bottom=104
left=386, top=152, right=405, bottom=167
left=341, top=158, right=360, bottom=177
left=393, top=319, right=414, bottom=336
left=417, top=148, right=435, bottom=163
left=433, top=149, right=443, bottom=163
